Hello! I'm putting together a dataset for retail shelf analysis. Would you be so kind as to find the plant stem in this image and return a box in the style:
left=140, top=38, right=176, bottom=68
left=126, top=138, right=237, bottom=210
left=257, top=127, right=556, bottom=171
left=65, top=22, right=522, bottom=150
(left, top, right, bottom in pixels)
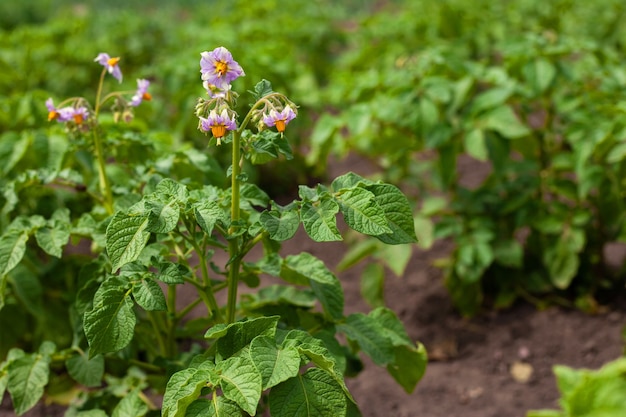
left=93, top=68, right=114, bottom=214
left=166, top=284, right=177, bottom=357
left=226, top=129, right=242, bottom=323
left=147, top=311, right=168, bottom=357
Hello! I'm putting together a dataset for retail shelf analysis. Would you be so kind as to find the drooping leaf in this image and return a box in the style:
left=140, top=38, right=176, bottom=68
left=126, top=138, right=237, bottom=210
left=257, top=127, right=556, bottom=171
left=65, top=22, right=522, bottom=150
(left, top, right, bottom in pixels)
left=65, top=352, right=104, bottom=387
left=249, top=335, right=301, bottom=390
left=387, top=343, right=428, bottom=394
left=337, top=313, right=395, bottom=366
left=217, top=355, right=262, bottom=415
left=83, top=277, right=136, bottom=356
left=269, top=368, right=347, bottom=417
left=106, top=212, right=151, bottom=272
left=282, top=253, right=344, bottom=320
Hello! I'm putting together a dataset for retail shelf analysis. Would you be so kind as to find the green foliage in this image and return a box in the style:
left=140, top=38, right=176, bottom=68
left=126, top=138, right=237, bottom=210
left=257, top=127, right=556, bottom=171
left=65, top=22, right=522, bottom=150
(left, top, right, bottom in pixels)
left=305, top=0, right=626, bottom=315
left=527, top=358, right=626, bottom=417
left=0, top=18, right=425, bottom=414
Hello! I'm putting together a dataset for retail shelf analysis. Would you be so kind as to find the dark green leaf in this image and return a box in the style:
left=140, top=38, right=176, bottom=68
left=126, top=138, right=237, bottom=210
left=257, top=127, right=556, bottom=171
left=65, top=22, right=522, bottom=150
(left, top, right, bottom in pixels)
left=337, top=313, right=394, bottom=366
left=249, top=335, right=301, bottom=390
left=106, top=212, right=151, bottom=272
left=269, top=368, right=347, bottom=417
left=337, top=187, right=391, bottom=236
left=132, top=278, right=167, bottom=311
left=217, top=355, right=262, bottom=415
left=364, top=183, right=417, bottom=244
left=7, top=351, right=50, bottom=415
left=83, top=277, right=136, bottom=356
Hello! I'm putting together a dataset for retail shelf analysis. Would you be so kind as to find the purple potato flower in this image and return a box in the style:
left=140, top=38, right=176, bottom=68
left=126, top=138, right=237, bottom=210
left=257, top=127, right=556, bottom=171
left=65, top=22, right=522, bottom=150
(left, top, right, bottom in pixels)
left=130, top=79, right=152, bottom=107
left=69, top=107, right=90, bottom=125
left=200, top=47, right=245, bottom=89
left=262, top=105, right=296, bottom=133
left=95, top=52, right=123, bottom=83
left=46, top=98, right=79, bottom=123
left=199, top=109, right=237, bottom=145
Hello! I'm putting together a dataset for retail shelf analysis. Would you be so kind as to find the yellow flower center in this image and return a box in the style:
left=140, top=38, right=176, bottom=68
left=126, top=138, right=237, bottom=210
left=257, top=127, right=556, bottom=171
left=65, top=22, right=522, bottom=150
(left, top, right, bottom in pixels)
left=107, top=57, right=120, bottom=67
left=215, top=61, right=228, bottom=76
left=143, top=92, right=152, bottom=101
left=48, top=110, right=59, bottom=121
left=73, top=114, right=84, bottom=125
left=275, top=119, right=286, bottom=133
left=211, top=124, right=226, bottom=138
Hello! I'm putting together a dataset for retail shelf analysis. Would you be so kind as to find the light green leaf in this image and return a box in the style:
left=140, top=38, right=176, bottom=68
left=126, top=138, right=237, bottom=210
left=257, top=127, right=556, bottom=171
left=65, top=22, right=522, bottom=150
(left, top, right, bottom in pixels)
left=300, top=200, right=343, bottom=242
left=337, top=187, right=391, bottom=236
left=162, top=368, right=212, bottom=417
left=377, top=243, right=413, bottom=276
left=524, top=58, right=556, bottom=94
left=7, top=352, right=50, bottom=415
left=337, top=313, right=395, bottom=366
left=360, top=263, right=384, bottom=308
left=471, top=87, right=513, bottom=114
left=112, top=388, right=149, bottom=417
left=83, top=278, right=136, bottom=356
left=185, top=397, right=242, bottom=417
left=387, top=343, right=428, bottom=394
left=66, top=352, right=104, bottom=387
left=482, top=105, right=530, bottom=139
left=194, top=200, right=227, bottom=236
left=464, top=128, right=488, bottom=161
left=205, top=316, right=279, bottom=359
left=132, top=278, right=167, bottom=311
left=217, top=355, right=262, bottom=415
left=269, top=368, right=347, bottom=417
left=0, top=230, right=29, bottom=276
left=260, top=205, right=300, bottom=241
left=606, top=142, right=626, bottom=164
left=250, top=335, right=301, bottom=390
left=331, top=172, right=370, bottom=191
left=365, top=184, right=417, bottom=245
left=106, top=212, right=151, bottom=272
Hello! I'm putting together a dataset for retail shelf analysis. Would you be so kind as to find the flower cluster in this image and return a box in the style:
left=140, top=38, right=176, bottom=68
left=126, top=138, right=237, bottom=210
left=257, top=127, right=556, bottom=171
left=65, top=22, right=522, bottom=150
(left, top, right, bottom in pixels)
left=47, top=53, right=151, bottom=128
left=196, top=47, right=298, bottom=144
left=46, top=98, right=89, bottom=125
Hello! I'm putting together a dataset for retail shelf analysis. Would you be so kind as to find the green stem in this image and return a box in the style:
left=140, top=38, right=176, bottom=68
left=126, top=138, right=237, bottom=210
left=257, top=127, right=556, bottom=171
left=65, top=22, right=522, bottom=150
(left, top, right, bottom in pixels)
left=226, top=129, right=242, bottom=323
left=93, top=68, right=114, bottom=214
left=166, top=284, right=177, bottom=357
left=147, top=311, right=168, bottom=357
